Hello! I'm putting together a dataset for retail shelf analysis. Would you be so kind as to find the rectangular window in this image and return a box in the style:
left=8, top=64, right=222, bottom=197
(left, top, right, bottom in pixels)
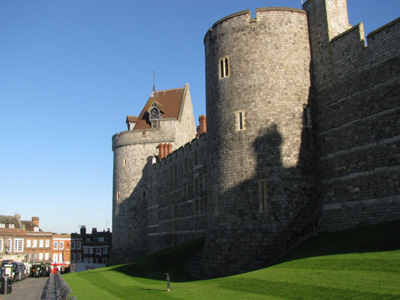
left=89, top=248, right=93, bottom=254
left=71, top=241, right=75, bottom=250
left=53, top=241, right=58, bottom=250
left=60, top=241, right=64, bottom=250
left=84, top=248, right=88, bottom=254
left=39, top=240, right=44, bottom=248
left=77, top=241, right=82, bottom=250
left=235, top=110, right=246, bottom=131
left=151, top=120, right=160, bottom=128
left=213, top=185, right=219, bottom=216
left=258, top=178, right=268, bottom=212
left=14, top=239, right=24, bottom=252
left=89, top=257, right=93, bottom=263
left=39, top=253, right=44, bottom=261
left=103, top=248, right=108, bottom=255
left=98, top=237, right=104, bottom=242
left=59, top=253, right=63, bottom=262
left=33, top=239, right=37, bottom=248
left=77, top=253, right=81, bottom=261
left=45, top=239, right=50, bottom=248
left=0, top=224, right=5, bottom=228
left=96, top=248, right=102, bottom=255
left=45, top=253, right=49, bottom=261
left=71, top=253, right=75, bottom=262
left=102, top=258, right=108, bottom=265
left=0, top=239, right=3, bottom=252
left=9, top=224, right=15, bottom=229
left=26, top=239, right=31, bottom=248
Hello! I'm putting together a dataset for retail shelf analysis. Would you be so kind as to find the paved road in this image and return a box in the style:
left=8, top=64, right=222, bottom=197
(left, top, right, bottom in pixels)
left=0, top=277, right=48, bottom=300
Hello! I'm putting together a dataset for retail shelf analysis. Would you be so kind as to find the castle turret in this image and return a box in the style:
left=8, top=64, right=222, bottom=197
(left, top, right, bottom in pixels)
left=111, top=84, right=196, bottom=264
left=202, top=7, right=318, bottom=276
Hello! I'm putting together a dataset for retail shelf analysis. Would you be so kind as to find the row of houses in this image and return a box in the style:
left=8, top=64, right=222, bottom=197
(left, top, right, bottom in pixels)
left=0, top=214, right=111, bottom=272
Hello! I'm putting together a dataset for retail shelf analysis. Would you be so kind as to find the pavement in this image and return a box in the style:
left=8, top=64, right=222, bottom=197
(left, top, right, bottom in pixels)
left=0, top=277, right=48, bottom=300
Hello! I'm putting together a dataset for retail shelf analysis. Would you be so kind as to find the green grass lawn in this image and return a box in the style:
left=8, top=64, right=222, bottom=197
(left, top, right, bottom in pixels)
left=64, top=222, right=400, bottom=300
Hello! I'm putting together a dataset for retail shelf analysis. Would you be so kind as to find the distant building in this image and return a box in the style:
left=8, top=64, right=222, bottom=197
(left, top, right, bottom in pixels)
left=24, top=217, right=53, bottom=267
left=0, top=214, right=28, bottom=263
left=70, top=226, right=111, bottom=272
left=51, top=233, right=71, bottom=272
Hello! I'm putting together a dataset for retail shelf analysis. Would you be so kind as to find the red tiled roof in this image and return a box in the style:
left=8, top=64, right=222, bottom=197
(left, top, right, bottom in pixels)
left=126, top=116, right=138, bottom=123
left=133, top=87, right=185, bottom=130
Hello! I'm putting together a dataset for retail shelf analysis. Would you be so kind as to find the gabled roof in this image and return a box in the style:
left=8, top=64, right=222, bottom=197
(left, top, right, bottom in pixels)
left=133, top=87, right=185, bottom=130
left=21, top=220, right=41, bottom=232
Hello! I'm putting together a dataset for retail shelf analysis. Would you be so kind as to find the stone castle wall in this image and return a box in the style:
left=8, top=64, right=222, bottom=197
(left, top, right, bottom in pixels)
left=111, top=85, right=196, bottom=264
left=304, top=0, right=400, bottom=232
left=146, top=134, right=207, bottom=254
left=111, top=0, right=400, bottom=276
left=200, top=7, right=319, bottom=277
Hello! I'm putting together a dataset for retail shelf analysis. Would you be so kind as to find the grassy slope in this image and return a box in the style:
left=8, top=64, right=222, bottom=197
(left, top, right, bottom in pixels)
left=64, top=222, right=400, bottom=300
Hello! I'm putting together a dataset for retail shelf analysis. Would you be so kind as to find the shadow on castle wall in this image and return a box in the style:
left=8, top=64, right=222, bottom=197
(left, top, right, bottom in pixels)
left=197, top=117, right=320, bottom=277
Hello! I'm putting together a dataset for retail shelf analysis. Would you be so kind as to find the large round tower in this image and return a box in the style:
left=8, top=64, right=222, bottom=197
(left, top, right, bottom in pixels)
left=202, top=7, right=318, bottom=276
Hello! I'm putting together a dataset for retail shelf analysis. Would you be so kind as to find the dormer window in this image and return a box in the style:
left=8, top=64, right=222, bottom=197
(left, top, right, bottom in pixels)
left=148, top=103, right=162, bottom=128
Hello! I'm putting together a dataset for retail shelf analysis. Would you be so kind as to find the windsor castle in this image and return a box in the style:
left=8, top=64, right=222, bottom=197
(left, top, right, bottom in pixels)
left=111, top=0, right=400, bottom=277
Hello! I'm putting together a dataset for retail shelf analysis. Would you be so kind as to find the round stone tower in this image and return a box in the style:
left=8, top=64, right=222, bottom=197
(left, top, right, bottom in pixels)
left=202, top=7, right=318, bottom=276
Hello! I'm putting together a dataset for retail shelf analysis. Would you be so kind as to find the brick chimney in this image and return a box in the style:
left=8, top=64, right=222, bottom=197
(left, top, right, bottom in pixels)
left=167, top=143, right=172, bottom=156
left=32, top=217, right=39, bottom=227
left=158, top=143, right=173, bottom=160
left=197, top=114, right=207, bottom=137
left=80, top=225, right=86, bottom=236
left=158, top=143, right=165, bottom=159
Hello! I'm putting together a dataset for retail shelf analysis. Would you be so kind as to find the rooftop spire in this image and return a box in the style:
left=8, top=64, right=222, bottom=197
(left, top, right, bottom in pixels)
left=153, top=70, right=156, bottom=92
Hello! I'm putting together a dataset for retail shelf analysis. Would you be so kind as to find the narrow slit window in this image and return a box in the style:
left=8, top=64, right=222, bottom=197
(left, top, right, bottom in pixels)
left=235, top=110, right=246, bottom=131
left=219, top=56, right=230, bottom=79
left=225, top=57, right=229, bottom=77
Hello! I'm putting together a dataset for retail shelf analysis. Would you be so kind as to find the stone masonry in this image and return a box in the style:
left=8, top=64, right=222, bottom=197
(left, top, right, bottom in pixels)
left=111, top=0, right=400, bottom=277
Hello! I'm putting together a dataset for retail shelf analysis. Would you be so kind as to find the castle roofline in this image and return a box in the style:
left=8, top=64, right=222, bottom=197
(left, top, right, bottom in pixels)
left=132, top=85, right=187, bottom=130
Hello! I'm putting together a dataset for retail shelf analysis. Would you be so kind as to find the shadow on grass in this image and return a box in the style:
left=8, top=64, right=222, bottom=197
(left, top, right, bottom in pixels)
left=109, top=221, right=400, bottom=282
left=276, top=220, right=400, bottom=264
left=110, top=237, right=205, bottom=283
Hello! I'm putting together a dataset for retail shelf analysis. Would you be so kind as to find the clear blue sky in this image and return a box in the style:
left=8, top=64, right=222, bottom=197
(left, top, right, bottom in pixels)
left=1, top=0, right=398, bottom=234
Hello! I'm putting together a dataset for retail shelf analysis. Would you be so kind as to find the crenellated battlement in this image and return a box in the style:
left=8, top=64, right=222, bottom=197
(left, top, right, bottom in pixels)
left=204, top=7, right=306, bottom=43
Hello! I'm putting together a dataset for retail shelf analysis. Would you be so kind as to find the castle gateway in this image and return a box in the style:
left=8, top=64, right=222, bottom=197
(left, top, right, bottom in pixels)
left=111, top=0, right=400, bottom=277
